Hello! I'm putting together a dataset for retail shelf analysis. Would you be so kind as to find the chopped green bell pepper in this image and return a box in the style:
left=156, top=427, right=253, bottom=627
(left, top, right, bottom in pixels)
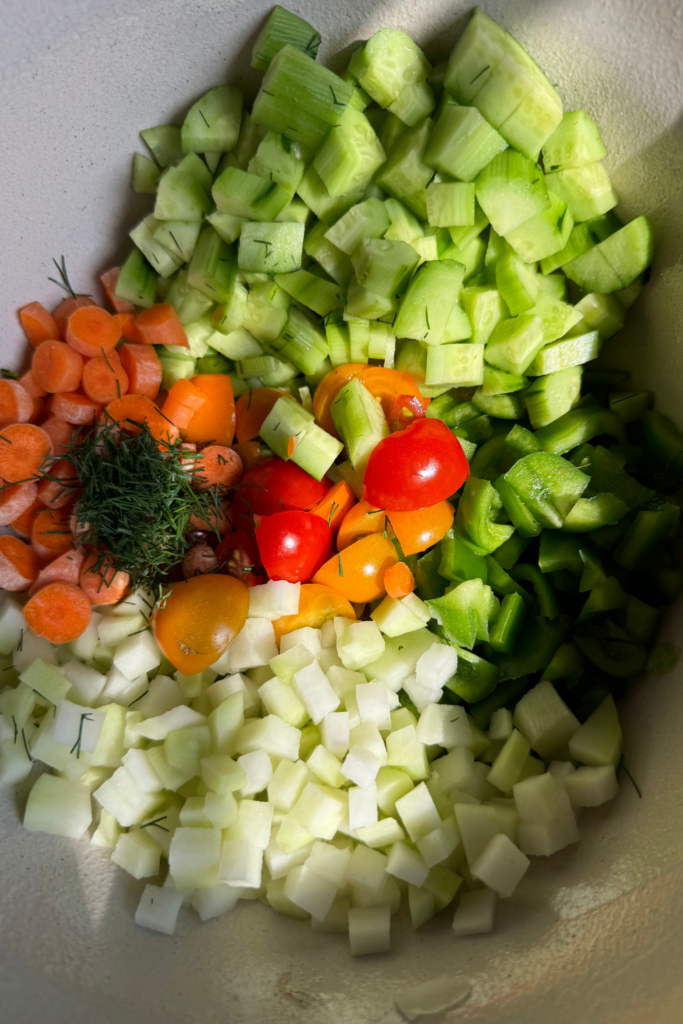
left=454, top=477, right=516, bottom=554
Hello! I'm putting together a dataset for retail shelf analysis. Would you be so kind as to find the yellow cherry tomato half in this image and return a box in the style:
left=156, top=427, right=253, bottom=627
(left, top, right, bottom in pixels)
left=313, top=533, right=398, bottom=603
left=272, top=582, right=356, bottom=646
left=388, top=500, right=455, bottom=556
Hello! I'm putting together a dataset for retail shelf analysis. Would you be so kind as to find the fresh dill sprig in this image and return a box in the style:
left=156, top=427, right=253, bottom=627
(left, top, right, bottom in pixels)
left=47, top=256, right=92, bottom=299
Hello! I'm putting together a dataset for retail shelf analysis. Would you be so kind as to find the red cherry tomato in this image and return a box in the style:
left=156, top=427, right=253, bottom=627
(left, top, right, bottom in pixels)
left=363, top=418, right=470, bottom=512
left=255, top=511, right=332, bottom=583
left=387, top=394, right=427, bottom=432
left=231, top=457, right=329, bottom=530
left=215, top=529, right=267, bottom=588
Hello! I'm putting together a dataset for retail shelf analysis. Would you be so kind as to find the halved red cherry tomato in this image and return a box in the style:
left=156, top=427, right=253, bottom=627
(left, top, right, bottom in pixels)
left=255, top=511, right=332, bottom=583
left=231, top=457, right=329, bottom=529
left=364, top=418, right=470, bottom=511
left=215, top=529, right=267, bottom=588
left=387, top=394, right=426, bottom=432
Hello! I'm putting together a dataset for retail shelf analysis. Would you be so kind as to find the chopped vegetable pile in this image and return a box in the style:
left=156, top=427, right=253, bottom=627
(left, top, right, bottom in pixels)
left=0, top=4, right=679, bottom=956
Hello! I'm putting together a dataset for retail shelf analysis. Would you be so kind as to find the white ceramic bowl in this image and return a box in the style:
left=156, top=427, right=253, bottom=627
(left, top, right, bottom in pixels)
left=2, top=2, right=683, bottom=1021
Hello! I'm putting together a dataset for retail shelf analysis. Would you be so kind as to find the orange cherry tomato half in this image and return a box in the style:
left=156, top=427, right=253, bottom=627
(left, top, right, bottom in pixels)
left=182, top=374, right=236, bottom=447
left=272, top=583, right=356, bottom=646
left=388, top=500, right=455, bottom=556
left=337, top=500, right=387, bottom=551
left=384, top=562, right=415, bottom=599
left=313, top=365, right=429, bottom=439
left=235, top=388, right=297, bottom=444
left=313, top=533, right=398, bottom=603
left=152, top=573, right=249, bottom=673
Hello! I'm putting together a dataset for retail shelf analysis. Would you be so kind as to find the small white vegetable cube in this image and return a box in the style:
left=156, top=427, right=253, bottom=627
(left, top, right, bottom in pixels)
left=548, top=760, right=576, bottom=782
left=416, top=642, right=458, bottom=689
left=51, top=700, right=105, bottom=754
left=454, top=803, right=502, bottom=865
left=401, top=592, right=431, bottom=622
left=318, top=647, right=342, bottom=673
left=416, top=816, right=462, bottom=868
left=513, top=772, right=573, bottom=822
left=113, top=630, right=161, bottom=680
left=248, top=580, right=301, bottom=619
left=111, top=586, right=154, bottom=618
left=20, top=659, right=71, bottom=707
left=61, top=661, right=107, bottom=706
left=275, top=814, right=315, bottom=854
left=307, top=840, right=351, bottom=886
left=471, top=833, right=530, bottom=897
left=224, top=798, right=274, bottom=848
left=489, top=707, right=513, bottom=741
left=311, top=896, right=351, bottom=933
left=191, top=883, right=241, bottom=921
left=24, top=775, right=92, bottom=838
left=122, top=748, right=164, bottom=793
left=94, top=766, right=164, bottom=827
left=349, top=783, right=378, bottom=829
left=112, top=830, right=162, bottom=879
left=235, top=714, right=300, bottom=760
left=320, top=619, right=337, bottom=649
left=408, top=885, right=436, bottom=929
left=564, top=765, right=619, bottom=807
left=258, top=676, right=309, bottom=728
left=135, top=884, right=183, bottom=935
left=237, top=749, right=274, bottom=795
left=402, top=674, right=442, bottom=713
left=385, top=725, right=429, bottom=782
left=356, top=682, right=392, bottom=730
left=131, top=705, right=207, bottom=741
left=307, top=744, right=345, bottom=788
left=268, top=644, right=314, bottom=685
left=204, top=791, right=239, bottom=829
left=416, top=704, right=472, bottom=748
left=100, top=666, right=148, bottom=707
left=284, top=864, right=338, bottom=921
left=0, top=684, right=35, bottom=730
left=292, top=662, right=339, bottom=725
left=200, top=754, right=247, bottom=794
left=0, top=738, right=32, bottom=788
left=395, top=782, right=441, bottom=842
left=568, top=694, right=622, bottom=767
left=13, top=631, right=57, bottom=674
left=169, top=827, right=222, bottom=889
left=291, top=783, right=346, bottom=840
left=513, top=680, right=580, bottom=758
left=517, top=814, right=580, bottom=856
left=219, top=839, right=263, bottom=889
left=0, top=596, right=26, bottom=655
left=91, top=808, right=121, bottom=849
left=346, top=844, right=388, bottom=892
left=136, top=675, right=183, bottom=718
left=336, top=620, right=386, bottom=670
left=207, top=673, right=257, bottom=715
left=349, top=905, right=391, bottom=955
left=265, top=829, right=313, bottom=879
left=320, top=712, right=350, bottom=758
left=345, top=690, right=361, bottom=729
left=350, top=872, right=401, bottom=912
left=268, top=758, right=308, bottom=811
left=386, top=840, right=429, bottom=887
left=67, top=611, right=104, bottom=662
left=452, top=888, right=498, bottom=936
left=226, top=618, right=278, bottom=671
left=208, top=692, right=245, bottom=755
left=356, top=818, right=406, bottom=849
left=371, top=596, right=428, bottom=638
left=327, top=665, right=365, bottom=704
left=432, top=746, right=496, bottom=801
left=98, top=613, right=147, bottom=648
left=280, top=626, right=323, bottom=658
left=342, top=745, right=382, bottom=788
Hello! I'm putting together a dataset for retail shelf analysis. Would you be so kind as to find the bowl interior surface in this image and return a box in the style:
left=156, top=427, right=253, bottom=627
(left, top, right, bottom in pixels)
left=1, top=1, right=683, bottom=1022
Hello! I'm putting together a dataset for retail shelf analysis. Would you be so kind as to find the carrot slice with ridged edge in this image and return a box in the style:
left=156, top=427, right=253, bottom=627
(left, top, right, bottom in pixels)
left=32, top=340, right=84, bottom=393
left=24, top=581, right=92, bottom=643
left=66, top=305, right=121, bottom=358
left=0, top=424, right=52, bottom=483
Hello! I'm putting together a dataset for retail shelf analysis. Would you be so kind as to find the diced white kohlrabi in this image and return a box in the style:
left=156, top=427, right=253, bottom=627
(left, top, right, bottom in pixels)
left=175, top=670, right=205, bottom=701
left=350, top=872, right=401, bottom=912
left=101, top=666, right=149, bottom=708
left=207, top=791, right=240, bottom=829
left=395, top=782, right=441, bottom=841
left=408, top=884, right=436, bottom=929
left=20, top=659, right=71, bottom=707
left=326, top=665, right=365, bottom=704
left=518, top=813, right=580, bottom=856
left=51, top=700, right=105, bottom=753
left=66, top=611, right=103, bottom=662
left=248, top=580, right=301, bottom=619
left=265, top=828, right=313, bottom=879
left=207, top=673, right=258, bottom=715
left=307, top=744, right=345, bottom=788
left=165, top=722, right=211, bottom=778
left=89, top=702, right=127, bottom=768
left=548, top=760, right=576, bottom=782
left=290, top=783, right=347, bottom=840
left=94, top=766, right=164, bottom=827
left=401, top=593, right=432, bottom=622
left=219, top=839, right=263, bottom=889
left=385, top=725, right=429, bottom=782
left=131, top=705, right=206, bottom=741
left=513, top=680, right=580, bottom=758
left=0, top=715, right=13, bottom=743
left=513, top=772, right=574, bottom=822
left=356, top=817, right=406, bottom=849
left=284, top=864, right=338, bottom=920
left=564, top=764, right=619, bottom=807
left=225, top=798, right=274, bottom=848
left=0, top=596, right=26, bottom=655
left=342, top=745, right=382, bottom=790
left=452, top=888, right=497, bottom=936
left=415, top=642, right=458, bottom=690
left=376, top=770, right=413, bottom=819
left=225, top=618, right=278, bottom=672
left=292, top=662, right=339, bottom=724
left=144, top=745, right=192, bottom=792
left=135, top=803, right=180, bottom=858
left=431, top=746, right=495, bottom=801
left=113, top=630, right=161, bottom=680
left=109, top=586, right=154, bottom=618
left=320, top=712, right=350, bottom=758
left=344, top=690, right=361, bottom=729
left=112, top=830, right=162, bottom=879
left=122, top=748, right=164, bottom=793
left=266, top=875, right=311, bottom=918
left=318, top=646, right=342, bottom=673
left=169, top=826, right=222, bottom=889
left=386, top=840, right=429, bottom=887
left=24, top=775, right=92, bottom=838
left=258, top=676, right=309, bottom=728
left=135, top=884, right=183, bottom=935
left=191, top=883, right=242, bottom=921
left=356, top=682, right=392, bottom=730
left=200, top=754, right=246, bottom=794
left=348, top=783, right=378, bottom=829
left=280, top=626, right=323, bottom=658
left=61, top=661, right=107, bottom=706
left=237, top=749, right=274, bottom=795
left=416, top=703, right=472, bottom=748
left=350, top=722, right=387, bottom=761
left=124, top=710, right=145, bottom=750
left=489, top=707, right=514, bottom=741
left=454, top=803, right=502, bottom=865
left=402, top=673, right=442, bottom=712
left=0, top=684, right=36, bottom=729
left=275, top=814, right=315, bottom=855
left=371, top=595, right=428, bottom=638
left=306, top=840, right=351, bottom=886
left=268, top=758, right=308, bottom=812
left=235, top=714, right=300, bottom=760
left=568, top=694, right=622, bottom=767
left=180, top=795, right=212, bottom=828
left=346, top=844, right=388, bottom=892
left=0, top=737, right=33, bottom=787
left=13, top=631, right=57, bottom=673
left=336, top=620, right=385, bottom=671
left=91, top=808, right=121, bottom=849
left=269, top=644, right=314, bottom=685
left=349, top=905, right=391, bottom=955
left=471, top=832, right=530, bottom=897
left=208, top=692, right=245, bottom=755
left=137, top=676, right=184, bottom=718
left=97, top=612, right=147, bottom=648
left=320, top=619, right=337, bottom=649
left=416, top=816, right=462, bottom=867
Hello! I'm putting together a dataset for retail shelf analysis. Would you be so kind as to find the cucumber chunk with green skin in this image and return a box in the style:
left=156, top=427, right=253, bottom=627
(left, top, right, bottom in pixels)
left=132, top=153, right=160, bottom=194
left=574, top=293, right=625, bottom=340
left=425, top=343, right=485, bottom=387
left=297, top=165, right=363, bottom=223
left=495, top=252, right=539, bottom=315
left=166, top=268, right=216, bottom=324
left=481, top=366, right=529, bottom=395
left=234, top=112, right=267, bottom=169
left=181, top=86, right=243, bottom=155
left=384, top=198, right=423, bottom=244
left=251, top=5, right=321, bottom=71
left=304, top=221, right=354, bottom=287
left=331, top=378, right=389, bottom=477
left=238, top=222, right=305, bottom=275
left=542, top=110, right=606, bottom=171
left=242, top=281, right=289, bottom=344
left=461, top=286, right=508, bottom=346
left=271, top=307, right=329, bottom=376
left=444, top=301, right=474, bottom=342
left=325, top=312, right=351, bottom=367
left=260, top=395, right=343, bottom=481
left=252, top=45, right=352, bottom=152
left=212, top=166, right=291, bottom=222
left=425, top=105, right=507, bottom=183
left=388, top=79, right=435, bottom=127
left=505, top=191, right=573, bottom=263
left=344, top=281, right=397, bottom=322
left=426, top=183, right=476, bottom=228
left=485, top=314, right=545, bottom=375
left=564, top=216, right=653, bottom=292
left=140, top=124, right=183, bottom=168
left=248, top=132, right=305, bottom=195
left=349, top=28, right=431, bottom=109
left=152, top=220, right=201, bottom=265
left=394, top=260, right=465, bottom=344
left=176, top=152, right=213, bottom=192
left=376, top=119, right=434, bottom=202
left=525, top=328, right=600, bottom=376
left=187, top=225, right=238, bottom=304
left=472, top=389, right=526, bottom=420
left=313, top=107, right=385, bottom=198
left=115, top=248, right=157, bottom=308
left=396, top=338, right=427, bottom=382
left=534, top=407, right=624, bottom=455
left=209, top=326, right=261, bottom=361
left=275, top=269, right=343, bottom=318
left=545, top=163, right=617, bottom=222
left=130, top=217, right=184, bottom=278
left=324, top=198, right=391, bottom=256
left=525, top=365, right=582, bottom=429
left=208, top=212, right=247, bottom=244
left=476, top=151, right=550, bottom=237
left=352, top=238, right=419, bottom=298
left=154, top=167, right=212, bottom=223
left=526, top=293, right=583, bottom=345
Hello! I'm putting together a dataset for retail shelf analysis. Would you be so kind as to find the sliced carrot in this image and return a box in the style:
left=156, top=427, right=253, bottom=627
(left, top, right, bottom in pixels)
left=155, top=389, right=169, bottom=409
left=162, top=379, right=208, bottom=430
left=135, top=304, right=188, bottom=348
left=384, top=561, right=415, bottom=599
left=231, top=440, right=270, bottom=473
left=29, top=397, right=47, bottom=424
left=0, top=380, right=33, bottom=428
left=11, top=498, right=44, bottom=539
left=82, top=352, right=129, bottom=405
left=0, top=480, right=39, bottom=527
left=118, top=344, right=162, bottom=400
left=183, top=374, right=236, bottom=446
left=193, top=445, right=243, bottom=489
left=41, top=417, right=76, bottom=456
left=79, top=550, right=130, bottom=606
left=36, top=459, right=80, bottom=509
left=32, top=339, right=84, bottom=394
left=20, top=302, right=60, bottom=348
left=309, top=480, right=356, bottom=533
left=235, top=388, right=295, bottom=444
left=0, top=424, right=52, bottom=483
left=48, top=392, right=101, bottom=425
left=272, top=583, right=356, bottom=646
left=24, top=581, right=92, bottom=643
left=19, top=370, right=47, bottom=400
left=189, top=499, right=233, bottom=536
left=104, top=394, right=179, bottom=445
left=0, top=536, right=45, bottom=591
left=100, top=268, right=136, bottom=314
left=337, top=500, right=387, bottom=551
left=117, top=312, right=144, bottom=343
left=66, top=305, right=121, bottom=358
left=32, top=507, right=74, bottom=560
left=53, top=295, right=97, bottom=339
left=29, top=546, right=86, bottom=597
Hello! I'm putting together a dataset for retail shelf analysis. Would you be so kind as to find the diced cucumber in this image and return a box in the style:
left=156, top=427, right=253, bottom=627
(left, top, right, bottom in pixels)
left=505, top=191, right=573, bottom=263
left=526, top=328, right=600, bottom=375
left=213, top=166, right=291, bottom=221
left=481, top=365, right=528, bottom=395
left=140, top=124, right=183, bottom=168
left=476, top=151, right=550, bottom=237
left=181, top=86, right=242, bottom=154
left=394, top=260, right=465, bottom=344
left=545, top=163, right=617, bottom=222
left=154, top=166, right=212, bottom=223
left=314, top=107, right=385, bottom=197
left=495, top=251, right=539, bottom=315
left=271, top=307, right=330, bottom=376
left=157, top=349, right=196, bottom=389
left=242, top=281, right=290, bottom=344
left=130, top=216, right=184, bottom=279
left=568, top=694, right=621, bottom=766
left=376, top=119, right=434, bottom=201
left=425, top=344, right=485, bottom=387
left=275, top=268, right=343, bottom=318
left=426, top=183, right=476, bottom=228
left=115, top=248, right=157, bottom=308
left=525, top=365, right=582, bottom=428
left=384, top=198, right=423, bottom=244
left=209, top=326, right=261, bottom=361
left=297, top=164, right=363, bottom=222
left=485, top=314, right=545, bottom=374
left=349, top=28, right=431, bottom=109
left=132, top=152, right=160, bottom=194
left=251, top=5, right=321, bottom=71
left=325, top=198, right=391, bottom=256
left=526, top=292, right=582, bottom=344
left=304, top=222, right=354, bottom=287
left=425, top=105, right=507, bottom=182
left=542, top=110, right=606, bottom=171
left=152, top=220, right=201, bottom=264
left=187, top=225, right=238, bottom=304
left=461, top=286, right=508, bottom=346
left=248, top=131, right=305, bottom=194
left=574, top=292, right=625, bottom=340
left=471, top=389, right=526, bottom=419
left=332, top=378, right=389, bottom=477
left=351, top=238, right=419, bottom=298
left=166, top=268, right=216, bottom=323
left=238, top=221, right=304, bottom=275
left=388, top=79, right=435, bottom=127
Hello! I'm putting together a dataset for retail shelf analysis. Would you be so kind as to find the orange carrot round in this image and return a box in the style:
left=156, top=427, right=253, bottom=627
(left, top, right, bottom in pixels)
left=384, top=561, right=415, bottom=599
left=308, top=480, right=356, bottom=533
left=32, top=339, right=84, bottom=394
left=0, top=424, right=52, bottom=483
left=162, top=379, right=208, bottom=431
left=79, top=550, right=130, bottom=605
left=183, top=374, right=236, bottom=446
left=48, top=392, right=101, bottom=425
left=118, top=344, right=162, bottom=400
left=100, top=268, right=136, bottom=314
left=0, top=380, right=34, bottom=428
left=135, top=303, right=188, bottom=347
left=32, top=507, right=74, bottom=560
left=36, top=459, right=80, bottom=509
left=29, top=397, right=47, bottom=424
left=19, top=369, right=47, bottom=400
left=104, top=394, right=179, bottom=445
left=24, top=581, right=92, bottom=643
left=0, top=535, right=45, bottom=590
left=66, top=305, right=121, bottom=358
left=53, top=295, right=97, bottom=339
left=11, top=497, right=44, bottom=539
left=116, top=312, right=143, bottom=343
left=20, top=302, right=60, bottom=347
left=41, top=416, right=76, bottom=456
left=235, top=388, right=295, bottom=444
left=230, top=440, right=270, bottom=473
left=0, top=479, right=39, bottom=527
left=29, top=546, right=86, bottom=597
left=190, top=500, right=233, bottom=536
left=82, top=353, right=129, bottom=405
left=194, top=445, right=243, bottom=489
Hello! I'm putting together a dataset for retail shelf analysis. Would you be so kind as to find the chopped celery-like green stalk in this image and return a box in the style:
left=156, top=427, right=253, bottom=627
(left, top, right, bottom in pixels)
left=181, top=86, right=243, bottom=155
left=238, top=222, right=304, bottom=275
left=525, top=365, right=582, bottom=429
left=251, top=5, right=321, bottom=71
left=275, top=268, right=343, bottom=318
left=349, top=28, right=431, bottom=108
